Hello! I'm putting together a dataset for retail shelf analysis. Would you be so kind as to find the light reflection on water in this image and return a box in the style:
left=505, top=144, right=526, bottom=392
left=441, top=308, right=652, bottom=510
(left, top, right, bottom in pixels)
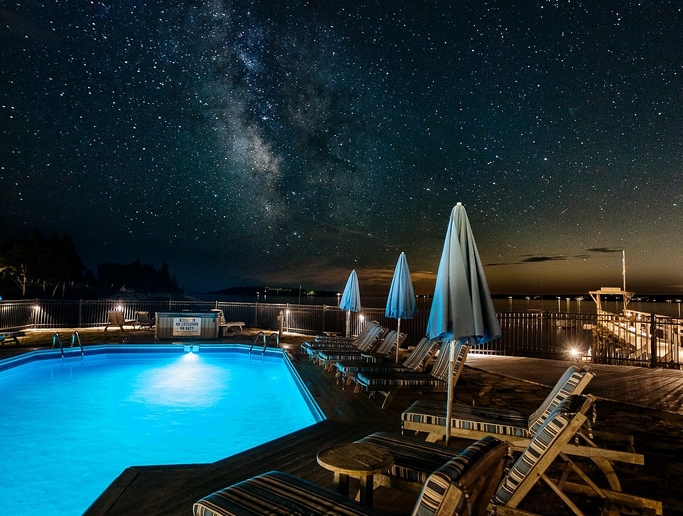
left=131, top=353, right=227, bottom=407
left=0, top=349, right=320, bottom=516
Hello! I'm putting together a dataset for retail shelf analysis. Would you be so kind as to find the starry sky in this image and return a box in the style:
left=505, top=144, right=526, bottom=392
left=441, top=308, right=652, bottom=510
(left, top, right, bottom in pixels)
left=1, top=1, right=681, bottom=296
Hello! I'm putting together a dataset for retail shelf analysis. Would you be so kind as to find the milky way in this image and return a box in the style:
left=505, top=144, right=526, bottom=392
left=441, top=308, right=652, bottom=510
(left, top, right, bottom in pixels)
left=1, top=1, right=681, bottom=295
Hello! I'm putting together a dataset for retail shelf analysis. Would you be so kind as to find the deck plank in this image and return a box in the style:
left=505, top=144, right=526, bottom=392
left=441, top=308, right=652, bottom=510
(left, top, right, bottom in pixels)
left=465, top=354, right=683, bottom=415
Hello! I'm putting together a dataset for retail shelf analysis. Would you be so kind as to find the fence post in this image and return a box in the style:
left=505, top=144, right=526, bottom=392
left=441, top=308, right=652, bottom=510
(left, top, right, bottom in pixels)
left=650, top=313, right=657, bottom=368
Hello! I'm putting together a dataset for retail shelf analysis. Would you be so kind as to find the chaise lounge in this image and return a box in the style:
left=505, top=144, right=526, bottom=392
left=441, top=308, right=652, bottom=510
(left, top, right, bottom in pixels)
left=0, top=330, right=26, bottom=345
left=488, top=394, right=662, bottom=515
left=302, top=322, right=386, bottom=362
left=104, top=310, right=137, bottom=331
left=193, top=436, right=509, bottom=516
left=402, top=364, right=594, bottom=443
left=135, top=311, right=155, bottom=329
left=316, top=330, right=406, bottom=371
left=361, top=396, right=661, bottom=515
left=334, top=336, right=440, bottom=388
left=402, top=365, right=646, bottom=492
left=353, top=340, right=469, bottom=409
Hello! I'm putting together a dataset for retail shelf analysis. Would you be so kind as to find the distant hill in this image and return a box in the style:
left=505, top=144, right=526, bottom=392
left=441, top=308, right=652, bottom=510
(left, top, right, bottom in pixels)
left=209, top=286, right=339, bottom=297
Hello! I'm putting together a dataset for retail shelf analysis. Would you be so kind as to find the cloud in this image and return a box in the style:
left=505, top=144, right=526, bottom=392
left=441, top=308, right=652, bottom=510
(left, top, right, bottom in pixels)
left=586, top=247, right=623, bottom=253
left=484, top=255, right=567, bottom=266
left=521, top=255, right=567, bottom=263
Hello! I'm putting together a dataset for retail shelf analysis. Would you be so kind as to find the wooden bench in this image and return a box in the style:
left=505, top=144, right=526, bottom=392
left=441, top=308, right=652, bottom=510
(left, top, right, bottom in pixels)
left=219, top=321, right=246, bottom=337
left=0, top=331, right=26, bottom=345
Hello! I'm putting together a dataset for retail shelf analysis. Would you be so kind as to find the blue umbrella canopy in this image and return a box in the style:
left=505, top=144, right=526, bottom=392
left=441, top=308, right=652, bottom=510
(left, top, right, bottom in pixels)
left=339, top=269, right=361, bottom=312
left=339, top=269, right=361, bottom=337
left=386, top=253, right=417, bottom=362
left=426, top=202, right=500, bottom=443
left=426, top=203, right=500, bottom=345
left=385, top=252, right=417, bottom=320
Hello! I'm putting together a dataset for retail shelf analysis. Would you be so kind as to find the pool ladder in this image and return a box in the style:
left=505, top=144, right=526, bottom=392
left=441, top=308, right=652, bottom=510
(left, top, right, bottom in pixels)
left=249, top=331, right=279, bottom=355
left=51, top=331, right=84, bottom=357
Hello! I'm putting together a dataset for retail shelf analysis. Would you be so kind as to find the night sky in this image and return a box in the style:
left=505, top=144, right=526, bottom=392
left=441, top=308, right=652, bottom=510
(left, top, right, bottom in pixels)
left=1, top=1, right=681, bottom=296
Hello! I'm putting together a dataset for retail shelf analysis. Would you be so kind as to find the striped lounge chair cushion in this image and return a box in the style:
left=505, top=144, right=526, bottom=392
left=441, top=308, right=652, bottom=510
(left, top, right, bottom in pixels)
left=317, top=331, right=399, bottom=364
left=412, top=436, right=503, bottom=516
left=304, top=341, right=358, bottom=351
left=302, top=323, right=384, bottom=355
left=335, top=337, right=439, bottom=377
left=355, top=372, right=447, bottom=389
left=430, top=341, right=469, bottom=382
left=356, top=431, right=458, bottom=483
left=335, top=361, right=414, bottom=375
left=401, top=399, right=531, bottom=438
left=401, top=337, right=440, bottom=370
left=306, top=338, right=379, bottom=360
left=527, top=365, right=594, bottom=435
left=354, top=340, right=457, bottom=390
left=193, top=470, right=387, bottom=516
left=318, top=350, right=374, bottom=362
left=494, top=394, right=586, bottom=505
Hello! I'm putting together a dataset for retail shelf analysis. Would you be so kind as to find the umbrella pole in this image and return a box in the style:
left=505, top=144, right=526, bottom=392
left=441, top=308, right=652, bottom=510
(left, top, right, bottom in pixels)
left=445, top=339, right=455, bottom=445
left=345, top=310, right=350, bottom=338
left=395, top=318, right=401, bottom=363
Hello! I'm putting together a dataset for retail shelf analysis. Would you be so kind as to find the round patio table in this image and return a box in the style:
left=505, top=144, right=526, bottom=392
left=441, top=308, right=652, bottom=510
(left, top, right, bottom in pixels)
left=316, top=442, right=394, bottom=506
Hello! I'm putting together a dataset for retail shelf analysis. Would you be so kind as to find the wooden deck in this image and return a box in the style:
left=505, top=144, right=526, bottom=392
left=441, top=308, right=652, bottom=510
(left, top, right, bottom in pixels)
left=2, top=333, right=681, bottom=515
left=465, top=354, right=683, bottom=415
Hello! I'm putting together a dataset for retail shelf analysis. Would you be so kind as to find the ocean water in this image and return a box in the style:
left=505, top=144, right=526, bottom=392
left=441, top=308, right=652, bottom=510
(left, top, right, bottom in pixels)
left=196, top=292, right=683, bottom=318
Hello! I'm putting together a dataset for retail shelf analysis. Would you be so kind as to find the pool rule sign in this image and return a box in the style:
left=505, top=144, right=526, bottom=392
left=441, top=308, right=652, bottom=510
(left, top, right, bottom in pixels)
left=173, top=317, right=201, bottom=337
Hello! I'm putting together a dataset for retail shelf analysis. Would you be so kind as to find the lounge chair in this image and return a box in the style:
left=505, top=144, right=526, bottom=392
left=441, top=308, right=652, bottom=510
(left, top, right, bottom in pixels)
left=301, top=321, right=382, bottom=353
left=353, top=340, right=469, bottom=409
left=316, top=330, right=406, bottom=371
left=357, top=397, right=661, bottom=516
left=210, top=309, right=246, bottom=336
left=334, top=336, right=440, bottom=388
left=356, top=431, right=484, bottom=490
left=135, top=311, right=154, bottom=329
left=487, top=394, right=662, bottom=516
left=403, top=365, right=648, bottom=494
left=402, top=365, right=594, bottom=443
left=104, top=310, right=137, bottom=331
left=193, top=436, right=509, bottom=516
left=303, top=322, right=386, bottom=362
left=0, top=331, right=26, bottom=345
left=307, top=320, right=382, bottom=344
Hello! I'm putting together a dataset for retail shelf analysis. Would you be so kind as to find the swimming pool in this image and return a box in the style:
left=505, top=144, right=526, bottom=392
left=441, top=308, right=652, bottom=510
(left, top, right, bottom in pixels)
left=0, top=344, right=324, bottom=516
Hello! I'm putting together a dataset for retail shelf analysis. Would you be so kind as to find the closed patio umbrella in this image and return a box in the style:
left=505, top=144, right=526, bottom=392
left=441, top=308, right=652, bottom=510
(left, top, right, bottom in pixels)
left=426, top=202, right=501, bottom=443
left=339, top=269, right=361, bottom=337
left=385, top=252, right=417, bottom=363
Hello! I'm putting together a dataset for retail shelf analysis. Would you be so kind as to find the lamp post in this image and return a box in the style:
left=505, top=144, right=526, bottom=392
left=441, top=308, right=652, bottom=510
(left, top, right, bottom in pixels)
left=255, top=292, right=259, bottom=327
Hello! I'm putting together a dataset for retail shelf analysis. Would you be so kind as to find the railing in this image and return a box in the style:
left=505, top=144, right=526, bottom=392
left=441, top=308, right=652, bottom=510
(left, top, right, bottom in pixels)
left=249, top=331, right=267, bottom=355
left=71, top=331, right=84, bottom=356
left=267, top=332, right=280, bottom=349
left=1, top=299, right=681, bottom=369
left=51, top=332, right=64, bottom=358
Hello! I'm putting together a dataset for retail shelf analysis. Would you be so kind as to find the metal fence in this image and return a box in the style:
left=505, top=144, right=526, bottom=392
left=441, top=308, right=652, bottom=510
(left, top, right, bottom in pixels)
left=1, top=299, right=680, bottom=369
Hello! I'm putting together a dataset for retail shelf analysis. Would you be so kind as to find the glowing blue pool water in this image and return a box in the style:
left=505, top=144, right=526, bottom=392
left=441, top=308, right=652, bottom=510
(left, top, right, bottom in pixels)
left=0, top=345, right=323, bottom=516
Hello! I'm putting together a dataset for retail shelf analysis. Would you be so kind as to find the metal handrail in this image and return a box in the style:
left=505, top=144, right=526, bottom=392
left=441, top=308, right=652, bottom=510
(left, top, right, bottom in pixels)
left=71, top=331, right=84, bottom=356
left=52, top=332, right=64, bottom=358
left=266, top=332, right=279, bottom=352
left=249, top=331, right=266, bottom=355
